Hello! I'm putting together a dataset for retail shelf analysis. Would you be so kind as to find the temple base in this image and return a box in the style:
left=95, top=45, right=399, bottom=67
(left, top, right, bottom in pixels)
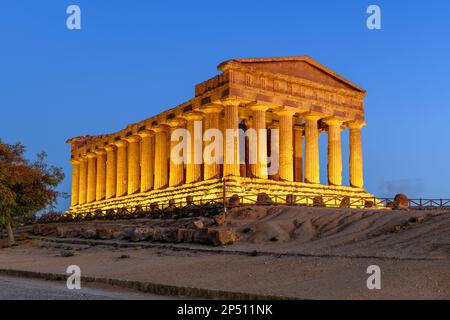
left=68, top=177, right=383, bottom=214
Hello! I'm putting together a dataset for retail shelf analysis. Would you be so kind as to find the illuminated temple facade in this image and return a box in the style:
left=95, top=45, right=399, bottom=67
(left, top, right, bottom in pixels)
left=67, top=56, right=378, bottom=213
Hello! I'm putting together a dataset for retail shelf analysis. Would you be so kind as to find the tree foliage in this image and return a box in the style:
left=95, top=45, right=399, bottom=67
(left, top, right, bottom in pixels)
left=0, top=139, right=65, bottom=231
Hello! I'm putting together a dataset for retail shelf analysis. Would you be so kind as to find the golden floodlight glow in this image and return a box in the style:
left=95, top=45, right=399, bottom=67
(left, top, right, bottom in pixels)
left=66, top=56, right=379, bottom=214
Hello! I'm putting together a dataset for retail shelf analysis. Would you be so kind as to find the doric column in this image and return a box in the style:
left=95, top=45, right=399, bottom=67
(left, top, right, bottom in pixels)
left=324, top=118, right=343, bottom=186
left=223, top=100, right=240, bottom=176
left=95, top=149, right=107, bottom=201
left=243, top=118, right=254, bottom=178
left=276, top=110, right=295, bottom=181
left=78, top=157, right=88, bottom=205
left=153, top=126, right=169, bottom=189
left=202, top=106, right=222, bottom=180
left=125, top=136, right=141, bottom=195
left=105, top=145, right=117, bottom=199
left=168, top=120, right=186, bottom=187
left=348, top=121, right=366, bottom=188
left=250, top=105, right=269, bottom=179
left=294, top=125, right=303, bottom=182
left=267, top=121, right=280, bottom=181
left=184, top=112, right=203, bottom=183
left=304, top=115, right=321, bottom=184
left=115, top=139, right=128, bottom=197
left=70, top=159, right=80, bottom=207
left=138, top=130, right=154, bottom=192
left=86, top=153, right=97, bottom=203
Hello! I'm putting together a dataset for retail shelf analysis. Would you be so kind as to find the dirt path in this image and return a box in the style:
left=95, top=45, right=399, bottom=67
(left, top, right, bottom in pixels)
left=0, top=240, right=448, bottom=299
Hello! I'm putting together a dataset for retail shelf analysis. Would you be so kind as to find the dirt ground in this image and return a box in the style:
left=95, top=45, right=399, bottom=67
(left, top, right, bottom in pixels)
left=0, top=206, right=449, bottom=299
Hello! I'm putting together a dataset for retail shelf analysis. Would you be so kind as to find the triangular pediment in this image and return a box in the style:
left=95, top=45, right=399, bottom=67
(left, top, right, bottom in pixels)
left=218, top=56, right=364, bottom=93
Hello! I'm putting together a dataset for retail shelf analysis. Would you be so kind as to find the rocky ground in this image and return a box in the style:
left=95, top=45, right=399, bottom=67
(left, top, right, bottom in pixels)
left=0, top=206, right=449, bottom=299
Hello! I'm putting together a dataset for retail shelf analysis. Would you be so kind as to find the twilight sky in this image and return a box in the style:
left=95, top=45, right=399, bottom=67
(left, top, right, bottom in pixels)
left=0, top=0, right=449, bottom=211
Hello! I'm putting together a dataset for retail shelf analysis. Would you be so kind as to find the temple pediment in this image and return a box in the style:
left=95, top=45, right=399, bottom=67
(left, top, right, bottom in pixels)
left=218, top=56, right=364, bottom=93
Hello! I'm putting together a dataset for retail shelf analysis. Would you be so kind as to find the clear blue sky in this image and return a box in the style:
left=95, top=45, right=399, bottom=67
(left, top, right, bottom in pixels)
left=1, top=0, right=449, bottom=211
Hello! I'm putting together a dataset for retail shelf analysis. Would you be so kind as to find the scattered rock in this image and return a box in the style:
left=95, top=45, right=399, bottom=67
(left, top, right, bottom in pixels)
left=286, top=194, right=296, bottom=205
left=393, top=194, right=409, bottom=210
left=96, top=227, right=116, bottom=240
left=33, top=224, right=57, bottom=236
left=0, top=239, right=10, bottom=248
left=177, top=228, right=195, bottom=243
left=17, top=232, right=29, bottom=241
left=155, top=227, right=178, bottom=242
left=80, top=227, right=96, bottom=239
left=340, top=196, right=350, bottom=208
left=313, top=196, right=324, bottom=207
left=192, top=219, right=204, bottom=229
left=60, top=250, right=75, bottom=257
left=256, top=193, right=273, bottom=205
left=228, top=194, right=240, bottom=208
left=213, top=213, right=226, bottom=226
left=130, top=226, right=154, bottom=242
left=364, top=200, right=374, bottom=208
left=209, top=228, right=237, bottom=246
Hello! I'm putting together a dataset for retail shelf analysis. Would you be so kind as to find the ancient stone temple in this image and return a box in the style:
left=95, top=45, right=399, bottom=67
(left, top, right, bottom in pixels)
left=67, top=56, right=378, bottom=213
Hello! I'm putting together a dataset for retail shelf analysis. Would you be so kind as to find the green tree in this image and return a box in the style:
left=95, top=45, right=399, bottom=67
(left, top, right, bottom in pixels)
left=0, top=139, right=64, bottom=246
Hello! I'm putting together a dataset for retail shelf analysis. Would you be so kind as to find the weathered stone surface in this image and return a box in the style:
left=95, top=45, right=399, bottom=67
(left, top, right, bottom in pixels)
left=153, top=227, right=178, bottom=242
left=130, top=226, right=154, bottom=242
left=340, top=196, right=350, bottom=208
left=96, top=227, right=116, bottom=240
left=176, top=228, right=195, bottom=243
left=192, top=219, right=204, bottom=229
left=210, top=228, right=237, bottom=246
left=0, top=239, right=10, bottom=248
left=80, top=227, right=96, bottom=239
left=213, top=214, right=226, bottom=226
left=33, top=224, right=57, bottom=236
left=193, top=228, right=213, bottom=244
left=56, top=225, right=80, bottom=238
left=364, top=200, right=374, bottom=208
left=256, top=193, right=272, bottom=205
left=286, top=194, right=296, bottom=205
left=313, top=196, right=324, bottom=207
left=228, top=194, right=240, bottom=208
left=393, top=194, right=409, bottom=210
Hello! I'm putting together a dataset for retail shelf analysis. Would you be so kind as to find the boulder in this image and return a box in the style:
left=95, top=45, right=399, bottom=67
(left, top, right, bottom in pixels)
left=228, top=194, right=240, bottom=208
left=17, top=232, right=29, bottom=241
left=393, top=194, right=409, bottom=210
left=209, top=228, right=237, bottom=246
left=286, top=194, right=296, bottom=205
left=313, top=196, right=324, bottom=207
left=130, top=226, right=154, bottom=242
left=213, top=213, right=226, bottom=226
left=340, top=196, right=350, bottom=208
left=96, top=227, right=116, bottom=240
left=153, top=227, right=178, bottom=242
left=0, top=239, right=10, bottom=248
left=256, top=193, right=273, bottom=205
left=57, top=226, right=80, bottom=238
left=190, top=219, right=204, bottom=229
left=80, top=227, right=96, bottom=239
left=176, top=228, right=195, bottom=243
left=186, top=195, right=194, bottom=205
left=193, top=228, right=214, bottom=245
left=32, top=224, right=57, bottom=236
left=364, top=200, right=374, bottom=208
